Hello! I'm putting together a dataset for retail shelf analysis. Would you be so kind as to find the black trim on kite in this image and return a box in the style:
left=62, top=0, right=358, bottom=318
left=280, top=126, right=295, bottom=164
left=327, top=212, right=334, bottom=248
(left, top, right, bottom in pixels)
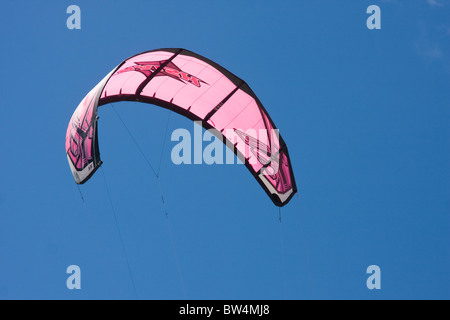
left=75, top=160, right=103, bottom=185
left=135, top=49, right=183, bottom=96
left=203, top=80, right=245, bottom=123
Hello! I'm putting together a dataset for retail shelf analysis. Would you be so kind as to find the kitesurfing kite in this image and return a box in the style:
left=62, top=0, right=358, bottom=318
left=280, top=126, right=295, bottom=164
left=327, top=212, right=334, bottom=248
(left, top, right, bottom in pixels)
left=65, top=48, right=297, bottom=206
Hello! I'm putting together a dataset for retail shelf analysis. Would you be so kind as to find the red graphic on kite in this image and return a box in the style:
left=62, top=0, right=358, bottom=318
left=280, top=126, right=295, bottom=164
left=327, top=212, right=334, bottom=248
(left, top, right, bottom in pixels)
left=116, top=60, right=207, bottom=87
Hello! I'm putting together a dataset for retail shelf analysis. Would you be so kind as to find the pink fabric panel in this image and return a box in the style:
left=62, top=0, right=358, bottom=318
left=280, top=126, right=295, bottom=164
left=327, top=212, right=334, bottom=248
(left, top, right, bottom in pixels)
left=207, top=89, right=279, bottom=171
left=207, top=88, right=284, bottom=192
left=103, top=71, right=145, bottom=96
left=141, top=75, right=185, bottom=101
left=207, top=89, right=254, bottom=130
left=139, top=54, right=236, bottom=118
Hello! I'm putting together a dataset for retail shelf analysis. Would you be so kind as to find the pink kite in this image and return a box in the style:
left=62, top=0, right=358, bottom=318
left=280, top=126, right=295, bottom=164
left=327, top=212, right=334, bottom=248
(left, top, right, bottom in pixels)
left=66, top=48, right=297, bottom=206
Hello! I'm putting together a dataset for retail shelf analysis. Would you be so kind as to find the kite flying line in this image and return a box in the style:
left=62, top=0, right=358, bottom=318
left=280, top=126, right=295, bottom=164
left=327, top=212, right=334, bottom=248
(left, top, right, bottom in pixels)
left=100, top=166, right=139, bottom=299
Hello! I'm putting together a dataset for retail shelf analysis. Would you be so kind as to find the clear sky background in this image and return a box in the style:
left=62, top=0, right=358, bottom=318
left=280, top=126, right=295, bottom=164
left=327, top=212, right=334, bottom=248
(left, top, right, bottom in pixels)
left=0, top=0, right=449, bottom=300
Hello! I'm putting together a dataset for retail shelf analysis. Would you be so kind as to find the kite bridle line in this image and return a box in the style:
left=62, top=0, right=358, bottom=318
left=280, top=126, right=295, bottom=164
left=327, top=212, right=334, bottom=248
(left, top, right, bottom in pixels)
left=109, top=102, right=187, bottom=298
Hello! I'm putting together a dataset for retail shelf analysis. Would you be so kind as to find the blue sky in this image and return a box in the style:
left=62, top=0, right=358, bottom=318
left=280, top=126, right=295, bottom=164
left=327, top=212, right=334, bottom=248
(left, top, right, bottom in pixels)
left=0, top=0, right=449, bottom=299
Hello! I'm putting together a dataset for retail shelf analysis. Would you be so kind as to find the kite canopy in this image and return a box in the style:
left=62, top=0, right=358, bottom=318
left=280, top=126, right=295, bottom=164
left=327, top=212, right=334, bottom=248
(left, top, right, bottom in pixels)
left=66, top=48, right=297, bottom=206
